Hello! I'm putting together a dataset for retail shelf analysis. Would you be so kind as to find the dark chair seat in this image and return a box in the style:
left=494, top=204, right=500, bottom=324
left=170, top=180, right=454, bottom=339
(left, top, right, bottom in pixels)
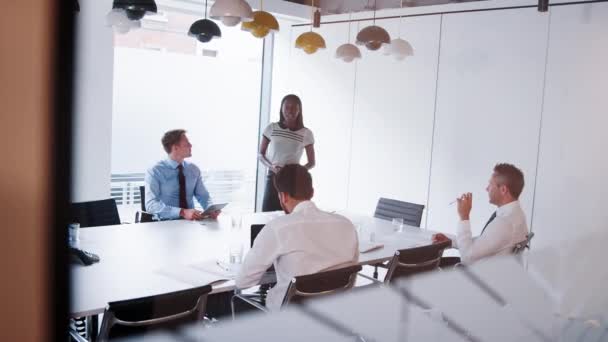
left=232, top=264, right=362, bottom=317
left=98, top=285, right=212, bottom=341
left=384, top=240, right=451, bottom=284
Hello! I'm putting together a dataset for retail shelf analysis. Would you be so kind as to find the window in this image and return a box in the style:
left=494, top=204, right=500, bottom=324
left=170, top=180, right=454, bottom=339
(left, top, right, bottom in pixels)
left=110, top=8, right=264, bottom=219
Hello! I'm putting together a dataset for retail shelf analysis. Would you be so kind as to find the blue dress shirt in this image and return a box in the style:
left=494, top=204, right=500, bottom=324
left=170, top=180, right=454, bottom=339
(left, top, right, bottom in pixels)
left=145, top=159, right=211, bottom=220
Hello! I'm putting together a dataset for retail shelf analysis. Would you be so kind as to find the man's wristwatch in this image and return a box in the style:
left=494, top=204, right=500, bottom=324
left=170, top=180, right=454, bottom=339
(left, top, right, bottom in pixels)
left=179, top=208, right=185, bottom=218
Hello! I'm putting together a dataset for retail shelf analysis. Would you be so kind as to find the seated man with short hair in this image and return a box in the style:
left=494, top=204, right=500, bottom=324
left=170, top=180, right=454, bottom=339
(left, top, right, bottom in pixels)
left=235, top=164, right=359, bottom=311
left=145, top=129, right=219, bottom=221
left=433, top=163, right=529, bottom=264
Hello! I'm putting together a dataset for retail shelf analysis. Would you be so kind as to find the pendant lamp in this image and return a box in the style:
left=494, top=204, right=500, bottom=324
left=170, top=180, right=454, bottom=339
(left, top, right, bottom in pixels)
left=295, top=2, right=326, bottom=55
left=383, top=0, right=414, bottom=60
left=109, top=0, right=157, bottom=21
left=356, top=0, right=390, bottom=51
left=210, top=0, right=253, bottom=27
left=241, top=0, right=279, bottom=38
left=189, top=0, right=221, bottom=43
left=335, top=13, right=361, bottom=63
left=106, top=8, right=141, bottom=34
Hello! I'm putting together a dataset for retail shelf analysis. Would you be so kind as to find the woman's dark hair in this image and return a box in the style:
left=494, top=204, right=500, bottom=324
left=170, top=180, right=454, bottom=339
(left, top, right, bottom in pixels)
left=278, top=94, right=304, bottom=130
left=273, top=164, right=313, bottom=200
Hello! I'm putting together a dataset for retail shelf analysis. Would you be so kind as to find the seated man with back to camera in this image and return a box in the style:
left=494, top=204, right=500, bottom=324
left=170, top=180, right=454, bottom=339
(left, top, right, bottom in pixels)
left=145, top=129, right=220, bottom=221
left=235, top=164, right=359, bottom=311
left=432, top=163, right=529, bottom=264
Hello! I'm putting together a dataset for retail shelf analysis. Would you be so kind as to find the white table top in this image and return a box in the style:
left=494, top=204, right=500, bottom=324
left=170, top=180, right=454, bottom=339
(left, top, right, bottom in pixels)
left=70, top=211, right=435, bottom=317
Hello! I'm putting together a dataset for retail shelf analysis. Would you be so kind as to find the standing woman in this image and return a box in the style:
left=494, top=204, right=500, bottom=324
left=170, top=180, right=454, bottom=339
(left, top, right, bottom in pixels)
left=259, top=94, right=315, bottom=212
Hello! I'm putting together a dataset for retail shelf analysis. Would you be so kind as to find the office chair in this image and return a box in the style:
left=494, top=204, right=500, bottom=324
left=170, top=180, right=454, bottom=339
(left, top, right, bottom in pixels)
left=371, top=198, right=425, bottom=278
left=373, top=197, right=425, bottom=227
left=139, top=185, right=146, bottom=212
left=439, top=232, right=536, bottom=269
left=383, top=240, right=451, bottom=284
left=70, top=198, right=121, bottom=228
left=231, top=265, right=362, bottom=318
left=512, top=232, right=535, bottom=254
left=96, top=285, right=212, bottom=341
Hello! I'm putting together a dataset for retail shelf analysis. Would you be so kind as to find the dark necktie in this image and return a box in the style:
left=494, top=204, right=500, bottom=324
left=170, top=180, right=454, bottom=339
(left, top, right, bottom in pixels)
left=177, top=164, right=187, bottom=209
left=480, top=211, right=497, bottom=235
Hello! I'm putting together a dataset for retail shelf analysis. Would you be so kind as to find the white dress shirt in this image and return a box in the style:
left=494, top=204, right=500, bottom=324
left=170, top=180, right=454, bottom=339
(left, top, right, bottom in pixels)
left=456, top=200, right=529, bottom=264
left=235, top=201, right=359, bottom=311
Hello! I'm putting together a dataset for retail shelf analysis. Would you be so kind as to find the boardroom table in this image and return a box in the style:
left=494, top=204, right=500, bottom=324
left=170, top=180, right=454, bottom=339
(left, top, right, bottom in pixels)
left=70, top=211, right=437, bottom=335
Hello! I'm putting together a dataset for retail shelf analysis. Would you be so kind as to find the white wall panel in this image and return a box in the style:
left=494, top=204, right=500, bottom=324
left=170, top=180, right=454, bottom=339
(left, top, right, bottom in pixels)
left=426, top=9, right=549, bottom=234
left=532, top=3, right=608, bottom=249
left=72, top=0, right=114, bottom=202
left=346, top=16, right=441, bottom=223
left=287, top=24, right=357, bottom=210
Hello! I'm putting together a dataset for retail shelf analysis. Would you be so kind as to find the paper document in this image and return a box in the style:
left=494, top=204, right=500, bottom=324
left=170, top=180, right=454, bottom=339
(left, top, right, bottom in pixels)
left=155, top=264, right=230, bottom=286
left=359, top=241, right=385, bottom=253
left=190, top=259, right=240, bottom=279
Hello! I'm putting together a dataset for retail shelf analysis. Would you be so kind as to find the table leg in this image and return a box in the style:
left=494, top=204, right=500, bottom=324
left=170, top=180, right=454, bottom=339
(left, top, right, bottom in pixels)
left=87, top=315, right=99, bottom=341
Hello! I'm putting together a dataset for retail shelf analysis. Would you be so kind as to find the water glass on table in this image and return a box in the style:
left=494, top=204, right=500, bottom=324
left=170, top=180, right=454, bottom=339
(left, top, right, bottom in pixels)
left=392, top=218, right=404, bottom=233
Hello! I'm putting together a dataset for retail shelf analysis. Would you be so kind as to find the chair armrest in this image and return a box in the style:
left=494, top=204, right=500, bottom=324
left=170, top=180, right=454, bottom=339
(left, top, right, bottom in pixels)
left=68, top=327, right=89, bottom=342
left=357, top=272, right=382, bottom=283
left=232, top=294, right=269, bottom=313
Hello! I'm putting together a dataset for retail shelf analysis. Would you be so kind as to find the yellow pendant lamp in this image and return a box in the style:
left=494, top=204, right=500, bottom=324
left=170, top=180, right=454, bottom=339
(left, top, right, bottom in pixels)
left=295, top=2, right=325, bottom=55
left=241, top=1, right=279, bottom=38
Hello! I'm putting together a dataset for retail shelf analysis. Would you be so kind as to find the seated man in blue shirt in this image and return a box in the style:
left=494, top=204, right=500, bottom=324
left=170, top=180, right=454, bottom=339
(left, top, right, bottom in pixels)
left=145, top=129, right=220, bottom=221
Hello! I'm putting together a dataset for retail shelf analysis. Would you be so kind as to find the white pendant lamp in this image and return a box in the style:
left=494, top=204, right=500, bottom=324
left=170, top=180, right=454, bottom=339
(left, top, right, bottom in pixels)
left=383, top=0, right=414, bottom=60
left=106, top=8, right=141, bottom=34
left=335, top=13, right=361, bottom=63
left=210, top=0, right=253, bottom=27
left=356, top=0, right=390, bottom=51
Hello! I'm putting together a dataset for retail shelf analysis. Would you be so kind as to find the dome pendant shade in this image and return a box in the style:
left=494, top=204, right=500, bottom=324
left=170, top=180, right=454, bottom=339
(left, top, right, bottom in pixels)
left=112, top=0, right=157, bottom=21
left=210, top=0, right=253, bottom=27
left=383, top=38, right=414, bottom=60
left=356, top=25, right=391, bottom=51
left=188, top=19, right=222, bottom=43
left=335, top=43, right=361, bottom=63
left=295, top=31, right=326, bottom=55
left=241, top=11, right=279, bottom=38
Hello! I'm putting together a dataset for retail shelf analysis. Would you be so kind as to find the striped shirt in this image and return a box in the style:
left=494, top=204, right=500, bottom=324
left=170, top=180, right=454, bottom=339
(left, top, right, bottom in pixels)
left=262, top=122, right=314, bottom=166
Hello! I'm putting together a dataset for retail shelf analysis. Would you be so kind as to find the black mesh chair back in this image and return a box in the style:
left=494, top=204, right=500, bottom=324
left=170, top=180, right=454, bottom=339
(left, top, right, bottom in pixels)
left=282, top=265, right=362, bottom=306
left=70, top=199, right=121, bottom=228
left=139, top=185, right=146, bottom=211
left=373, top=198, right=425, bottom=227
left=134, top=211, right=155, bottom=223
left=97, top=285, right=212, bottom=341
left=384, top=240, right=451, bottom=284
left=512, top=232, right=535, bottom=254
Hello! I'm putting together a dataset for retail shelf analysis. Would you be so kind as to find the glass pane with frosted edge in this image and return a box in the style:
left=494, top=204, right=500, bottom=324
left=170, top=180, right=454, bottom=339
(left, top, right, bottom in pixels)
left=111, top=8, right=263, bottom=219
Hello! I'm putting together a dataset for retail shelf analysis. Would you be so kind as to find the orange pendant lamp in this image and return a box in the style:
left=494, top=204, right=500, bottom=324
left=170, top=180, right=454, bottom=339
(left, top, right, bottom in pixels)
left=295, top=2, right=326, bottom=54
left=241, top=0, right=279, bottom=38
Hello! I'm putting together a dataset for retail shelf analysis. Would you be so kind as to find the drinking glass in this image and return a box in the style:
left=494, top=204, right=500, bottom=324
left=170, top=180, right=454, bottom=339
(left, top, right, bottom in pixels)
left=392, top=218, right=404, bottom=233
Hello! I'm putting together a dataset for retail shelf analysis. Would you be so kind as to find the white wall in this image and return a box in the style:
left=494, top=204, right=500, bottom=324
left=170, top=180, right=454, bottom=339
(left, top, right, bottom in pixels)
left=285, top=24, right=359, bottom=210
left=426, top=8, right=549, bottom=235
left=531, top=2, right=608, bottom=249
left=72, top=0, right=114, bottom=202
left=282, top=0, right=608, bottom=245
left=347, top=16, right=441, bottom=223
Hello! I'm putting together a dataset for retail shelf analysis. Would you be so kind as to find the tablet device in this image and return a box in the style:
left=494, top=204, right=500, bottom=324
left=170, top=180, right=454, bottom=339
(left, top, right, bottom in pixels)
left=201, top=203, right=228, bottom=216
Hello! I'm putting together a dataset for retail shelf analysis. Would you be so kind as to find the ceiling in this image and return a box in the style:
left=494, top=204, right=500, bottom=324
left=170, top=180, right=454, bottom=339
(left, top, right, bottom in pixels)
left=283, top=0, right=486, bottom=14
